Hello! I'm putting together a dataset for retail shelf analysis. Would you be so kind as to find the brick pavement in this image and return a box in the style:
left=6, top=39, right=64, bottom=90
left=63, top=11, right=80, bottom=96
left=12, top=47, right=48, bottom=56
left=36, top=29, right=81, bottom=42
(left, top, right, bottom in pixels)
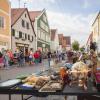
left=0, top=60, right=77, bottom=100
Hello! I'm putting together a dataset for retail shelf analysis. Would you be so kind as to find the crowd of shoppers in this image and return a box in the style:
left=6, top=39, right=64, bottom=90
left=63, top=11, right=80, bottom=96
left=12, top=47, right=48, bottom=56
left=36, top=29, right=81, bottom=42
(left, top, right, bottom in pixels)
left=0, top=48, right=43, bottom=69
left=0, top=46, right=98, bottom=72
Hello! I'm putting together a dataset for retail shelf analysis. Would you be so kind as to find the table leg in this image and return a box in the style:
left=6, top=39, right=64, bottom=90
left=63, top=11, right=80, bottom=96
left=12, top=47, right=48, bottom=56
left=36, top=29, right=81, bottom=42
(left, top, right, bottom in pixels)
left=9, top=94, right=11, bottom=100
left=64, top=96, right=67, bottom=100
left=77, top=95, right=87, bottom=100
left=21, top=94, right=24, bottom=100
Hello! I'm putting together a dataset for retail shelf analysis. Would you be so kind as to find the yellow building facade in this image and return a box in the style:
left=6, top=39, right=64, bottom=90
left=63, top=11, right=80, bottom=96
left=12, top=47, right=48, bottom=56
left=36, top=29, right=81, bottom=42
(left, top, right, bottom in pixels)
left=0, top=0, right=11, bottom=50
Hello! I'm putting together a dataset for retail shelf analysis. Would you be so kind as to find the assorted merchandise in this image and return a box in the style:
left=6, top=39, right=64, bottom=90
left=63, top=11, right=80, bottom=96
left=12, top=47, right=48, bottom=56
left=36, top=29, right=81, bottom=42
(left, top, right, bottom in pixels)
left=0, top=61, right=99, bottom=93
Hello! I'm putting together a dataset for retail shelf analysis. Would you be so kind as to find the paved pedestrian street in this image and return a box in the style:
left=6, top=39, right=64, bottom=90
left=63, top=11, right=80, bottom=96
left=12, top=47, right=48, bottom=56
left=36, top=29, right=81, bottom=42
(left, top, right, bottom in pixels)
left=0, top=60, right=77, bottom=100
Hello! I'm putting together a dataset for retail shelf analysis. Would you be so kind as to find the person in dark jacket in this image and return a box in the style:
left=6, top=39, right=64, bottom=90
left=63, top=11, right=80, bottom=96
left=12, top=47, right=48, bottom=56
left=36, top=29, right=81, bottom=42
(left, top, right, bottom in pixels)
left=38, top=50, right=42, bottom=63
left=19, top=50, right=25, bottom=67
left=47, top=50, right=52, bottom=68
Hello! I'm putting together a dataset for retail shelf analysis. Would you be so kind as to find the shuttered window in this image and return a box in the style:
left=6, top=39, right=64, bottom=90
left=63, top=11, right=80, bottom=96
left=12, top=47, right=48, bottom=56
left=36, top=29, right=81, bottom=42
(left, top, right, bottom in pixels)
left=25, top=34, right=27, bottom=40
left=19, top=31, right=22, bottom=38
left=0, top=16, right=4, bottom=28
left=28, top=35, right=30, bottom=40
left=12, top=29, right=15, bottom=36
left=22, top=19, right=25, bottom=27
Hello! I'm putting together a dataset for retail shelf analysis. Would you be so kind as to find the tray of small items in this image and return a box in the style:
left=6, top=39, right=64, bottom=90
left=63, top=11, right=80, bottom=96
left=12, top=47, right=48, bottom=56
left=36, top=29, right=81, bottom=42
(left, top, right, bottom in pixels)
left=0, top=79, right=21, bottom=89
left=39, top=80, right=63, bottom=92
left=15, top=75, right=50, bottom=91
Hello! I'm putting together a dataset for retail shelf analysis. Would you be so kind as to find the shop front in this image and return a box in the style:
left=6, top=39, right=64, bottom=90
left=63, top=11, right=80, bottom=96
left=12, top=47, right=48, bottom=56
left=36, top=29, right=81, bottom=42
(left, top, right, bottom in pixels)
left=0, top=37, right=10, bottom=51
left=0, top=41, right=8, bottom=50
left=16, top=43, right=29, bottom=56
left=37, top=41, right=50, bottom=52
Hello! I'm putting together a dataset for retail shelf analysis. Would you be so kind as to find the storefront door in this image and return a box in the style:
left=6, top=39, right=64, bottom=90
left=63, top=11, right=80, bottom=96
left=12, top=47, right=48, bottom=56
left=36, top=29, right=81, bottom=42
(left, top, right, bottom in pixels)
left=25, top=47, right=28, bottom=56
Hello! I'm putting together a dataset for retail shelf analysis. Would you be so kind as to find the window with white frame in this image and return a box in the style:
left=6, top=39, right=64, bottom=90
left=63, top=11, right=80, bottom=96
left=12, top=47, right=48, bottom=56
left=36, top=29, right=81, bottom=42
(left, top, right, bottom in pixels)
left=22, top=33, right=25, bottom=40
left=43, top=14, right=47, bottom=23
left=38, top=30, right=41, bottom=38
left=0, top=16, right=4, bottom=28
left=15, top=31, right=19, bottom=38
left=47, top=35, right=50, bottom=42
left=41, top=31, right=43, bottom=39
left=30, top=35, right=33, bottom=42
left=45, top=35, right=47, bottom=41
left=40, top=20, right=45, bottom=30
left=41, top=31, right=45, bottom=40
left=43, top=32, right=46, bottom=41
left=46, top=26, right=49, bottom=32
left=0, top=41, right=7, bottom=46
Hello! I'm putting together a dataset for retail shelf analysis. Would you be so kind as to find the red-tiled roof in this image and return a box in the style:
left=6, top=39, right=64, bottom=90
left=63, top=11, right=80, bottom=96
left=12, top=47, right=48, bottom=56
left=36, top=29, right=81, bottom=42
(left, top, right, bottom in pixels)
left=11, top=8, right=26, bottom=26
left=58, top=34, right=63, bottom=38
left=29, top=11, right=42, bottom=21
left=11, top=8, right=36, bottom=36
left=63, top=36, right=71, bottom=45
left=51, top=29, right=57, bottom=41
left=58, top=34, right=63, bottom=45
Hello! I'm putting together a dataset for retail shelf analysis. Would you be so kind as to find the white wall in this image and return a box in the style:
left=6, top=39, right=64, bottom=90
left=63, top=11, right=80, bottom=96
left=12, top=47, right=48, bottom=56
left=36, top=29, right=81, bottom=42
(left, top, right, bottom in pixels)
left=50, top=32, right=59, bottom=52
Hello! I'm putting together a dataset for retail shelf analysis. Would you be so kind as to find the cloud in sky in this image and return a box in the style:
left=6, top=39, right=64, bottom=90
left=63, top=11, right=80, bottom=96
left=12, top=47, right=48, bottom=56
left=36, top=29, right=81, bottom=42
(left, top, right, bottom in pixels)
left=22, top=0, right=55, bottom=4
left=47, top=11, right=96, bottom=45
left=83, top=0, right=90, bottom=9
left=22, top=0, right=33, bottom=2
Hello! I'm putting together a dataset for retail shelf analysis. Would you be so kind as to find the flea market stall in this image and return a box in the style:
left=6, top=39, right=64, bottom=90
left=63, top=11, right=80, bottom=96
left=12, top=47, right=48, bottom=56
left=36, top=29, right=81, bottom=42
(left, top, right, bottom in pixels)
left=0, top=62, right=100, bottom=100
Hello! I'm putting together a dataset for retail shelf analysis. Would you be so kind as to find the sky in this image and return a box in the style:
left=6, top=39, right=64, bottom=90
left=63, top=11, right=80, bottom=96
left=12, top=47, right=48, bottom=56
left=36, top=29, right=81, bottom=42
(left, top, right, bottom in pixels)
left=10, top=0, right=100, bottom=46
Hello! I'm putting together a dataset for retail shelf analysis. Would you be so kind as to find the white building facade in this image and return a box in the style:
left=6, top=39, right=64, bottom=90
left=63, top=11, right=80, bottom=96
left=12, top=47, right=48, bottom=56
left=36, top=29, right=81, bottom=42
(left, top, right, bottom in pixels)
left=29, top=9, right=50, bottom=52
left=50, top=29, right=59, bottom=52
left=11, top=8, right=36, bottom=54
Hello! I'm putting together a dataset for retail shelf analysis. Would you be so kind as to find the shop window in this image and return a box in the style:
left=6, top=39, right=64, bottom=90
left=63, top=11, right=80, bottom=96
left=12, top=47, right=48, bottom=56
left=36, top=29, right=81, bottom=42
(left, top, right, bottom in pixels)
left=0, top=41, right=7, bottom=46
